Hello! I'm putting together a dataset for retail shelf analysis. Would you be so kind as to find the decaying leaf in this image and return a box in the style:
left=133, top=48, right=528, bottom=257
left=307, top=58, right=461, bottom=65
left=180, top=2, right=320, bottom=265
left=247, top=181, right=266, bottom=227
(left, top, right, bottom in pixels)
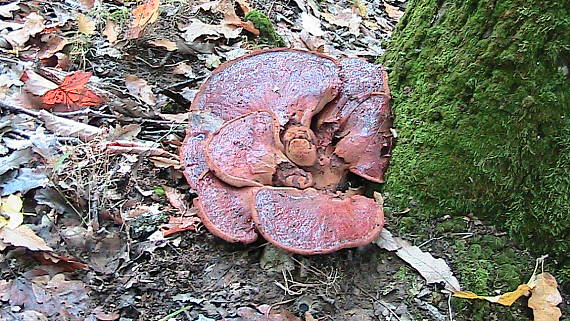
left=23, top=70, right=58, bottom=96
left=133, top=0, right=160, bottom=27
left=103, top=19, right=120, bottom=43
left=375, top=229, right=461, bottom=292
left=149, top=38, right=178, bottom=51
left=528, top=273, right=562, bottom=321
left=77, top=14, right=96, bottom=35
left=0, top=273, right=91, bottom=319
left=0, top=148, right=32, bottom=176
left=0, top=224, right=53, bottom=251
left=3, top=12, right=45, bottom=49
left=383, top=1, right=404, bottom=20
left=125, top=74, right=157, bottom=105
left=321, top=10, right=361, bottom=36
left=453, top=284, right=532, bottom=306
left=42, top=71, right=103, bottom=110
left=1, top=168, right=49, bottom=195
left=38, top=109, right=105, bottom=141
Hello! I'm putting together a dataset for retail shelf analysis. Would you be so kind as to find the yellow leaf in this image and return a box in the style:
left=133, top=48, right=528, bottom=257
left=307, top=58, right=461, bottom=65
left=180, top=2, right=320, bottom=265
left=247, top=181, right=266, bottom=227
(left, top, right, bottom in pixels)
left=453, top=284, right=531, bottom=306
left=77, top=14, right=96, bottom=35
left=1, top=194, right=23, bottom=213
left=0, top=194, right=24, bottom=229
left=528, top=273, right=562, bottom=321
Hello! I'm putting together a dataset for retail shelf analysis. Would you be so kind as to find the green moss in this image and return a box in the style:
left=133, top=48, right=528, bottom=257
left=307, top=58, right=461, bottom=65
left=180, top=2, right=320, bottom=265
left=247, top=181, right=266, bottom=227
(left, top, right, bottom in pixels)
left=381, top=0, right=570, bottom=270
left=434, top=217, right=466, bottom=233
left=244, top=10, right=286, bottom=47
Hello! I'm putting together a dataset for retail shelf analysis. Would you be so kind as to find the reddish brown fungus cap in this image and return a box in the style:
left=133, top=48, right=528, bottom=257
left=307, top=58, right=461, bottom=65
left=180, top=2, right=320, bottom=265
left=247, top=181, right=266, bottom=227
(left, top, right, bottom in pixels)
left=180, top=49, right=393, bottom=253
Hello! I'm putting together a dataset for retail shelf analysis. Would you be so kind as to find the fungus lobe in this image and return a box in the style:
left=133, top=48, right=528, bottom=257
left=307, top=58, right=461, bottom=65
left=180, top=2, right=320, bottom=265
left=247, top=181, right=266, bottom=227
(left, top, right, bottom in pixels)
left=180, top=49, right=393, bottom=254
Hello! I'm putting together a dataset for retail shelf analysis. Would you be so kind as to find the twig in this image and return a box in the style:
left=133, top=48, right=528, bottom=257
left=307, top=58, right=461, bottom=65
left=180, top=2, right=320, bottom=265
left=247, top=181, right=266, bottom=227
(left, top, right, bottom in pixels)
left=157, top=305, right=192, bottom=321
left=448, top=293, right=453, bottom=321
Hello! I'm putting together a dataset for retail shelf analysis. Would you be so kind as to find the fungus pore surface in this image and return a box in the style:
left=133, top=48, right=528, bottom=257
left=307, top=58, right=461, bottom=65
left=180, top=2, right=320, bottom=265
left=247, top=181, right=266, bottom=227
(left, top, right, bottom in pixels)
left=180, top=49, right=394, bottom=254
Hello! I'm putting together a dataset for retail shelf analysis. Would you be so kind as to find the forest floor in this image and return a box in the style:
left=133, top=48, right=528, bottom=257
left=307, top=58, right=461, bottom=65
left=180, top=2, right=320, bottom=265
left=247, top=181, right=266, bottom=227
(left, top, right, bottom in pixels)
left=0, top=0, right=566, bottom=320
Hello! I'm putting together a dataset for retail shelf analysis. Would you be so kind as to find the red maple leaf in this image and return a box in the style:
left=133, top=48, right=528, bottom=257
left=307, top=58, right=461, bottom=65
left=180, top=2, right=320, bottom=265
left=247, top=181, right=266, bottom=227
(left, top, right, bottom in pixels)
left=42, top=71, right=102, bottom=111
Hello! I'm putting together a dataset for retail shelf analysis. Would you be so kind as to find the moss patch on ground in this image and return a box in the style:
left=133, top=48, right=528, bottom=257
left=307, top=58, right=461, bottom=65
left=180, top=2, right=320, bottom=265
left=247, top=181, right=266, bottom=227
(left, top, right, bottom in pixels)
left=381, top=0, right=569, bottom=272
left=244, top=10, right=286, bottom=47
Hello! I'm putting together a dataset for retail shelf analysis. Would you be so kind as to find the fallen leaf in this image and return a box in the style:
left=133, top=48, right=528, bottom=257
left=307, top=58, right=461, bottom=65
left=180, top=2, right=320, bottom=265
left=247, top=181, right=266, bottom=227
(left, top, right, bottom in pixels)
left=182, top=18, right=241, bottom=42
left=0, top=194, right=25, bottom=229
left=300, top=12, right=325, bottom=37
left=1, top=273, right=91, bottom=319
left=0, top=224, right=53, bottom=251
left=0, top=1, right=20, bottom=19
left=4, top=12, right=45, bottom=49
left=131, top=0, right=160, bottom=29
left=104, top=140, right=177, bottom=158
left=172, top=63, right=195, bottom=78
left=218, top=0, right=259, bottom=36
left=0, top=148, right=32, bottom=176
left=353, top=0, right=367, bottom=17
left=222, top=307, right=302, bottom=321
left=383, top=1, right=404, bottom=20
left=77, top=14, right=96, bottom=35
left=42, top=71, right=103, bottom=110
left=1, top=168, right=49, bottom=195
left=321, top=10, right=361, bottom=36
left=38, top=34, right=69, bottom=59
left=149, top=156, right=181, bottom=168
left=236, top=0, right=252, bottom=14
left=528, top=273, right=562, bottom=321
left=125, top=74, right=157, bottom=105
left=32, top=251, right=88, bottom=271
left=149, top=38, right=177, bottom=51
left=454, top=284, right=532, bottom=306
left=103, top=19, right=119, bottom=43
left=38, top=109, right=104, bottom=141
left=91, top=307, right=120, bottom=320
left=24, top=70, right=58, bottom=96
left=375, top=229, right=461, bottom=292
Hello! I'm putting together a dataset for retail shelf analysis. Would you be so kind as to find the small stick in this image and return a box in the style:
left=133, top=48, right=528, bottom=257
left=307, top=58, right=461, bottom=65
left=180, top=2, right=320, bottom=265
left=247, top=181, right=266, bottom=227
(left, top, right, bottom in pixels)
left=157, top=305, right=193, bottom=321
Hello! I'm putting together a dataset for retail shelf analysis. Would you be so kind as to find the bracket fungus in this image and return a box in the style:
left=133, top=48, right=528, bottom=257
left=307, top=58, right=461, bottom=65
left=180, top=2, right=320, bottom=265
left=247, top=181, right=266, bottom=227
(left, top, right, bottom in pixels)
left=180, top=49, right=394, bottom=254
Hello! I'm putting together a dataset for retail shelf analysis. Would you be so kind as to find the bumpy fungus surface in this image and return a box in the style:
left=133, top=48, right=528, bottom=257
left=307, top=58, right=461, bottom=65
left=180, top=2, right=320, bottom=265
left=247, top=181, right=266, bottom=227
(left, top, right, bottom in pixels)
left=181, top=49, right=393, bottom=254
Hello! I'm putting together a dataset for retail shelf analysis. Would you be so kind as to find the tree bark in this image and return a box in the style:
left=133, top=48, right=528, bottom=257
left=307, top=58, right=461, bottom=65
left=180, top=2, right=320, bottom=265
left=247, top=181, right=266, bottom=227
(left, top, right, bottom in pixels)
left=383, top=0, right=569, bottom=260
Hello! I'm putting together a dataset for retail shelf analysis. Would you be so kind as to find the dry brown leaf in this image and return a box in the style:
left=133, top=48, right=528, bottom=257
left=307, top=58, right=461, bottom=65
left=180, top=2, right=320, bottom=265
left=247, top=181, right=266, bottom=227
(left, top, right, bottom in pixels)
left=383, top=1, right=404, bottom=20
left=124, top=74, right=157, bottom=105
left=528, top=273, right=562, bottom=321
left=321, top=10, right=361, bottom=36
left=103, top=19, right=119, bottom=43
left=375, top=229, right=461, bottom=292
left=0, top=225, right=53, bottom=251
left=149, top=38, right=178, bottom=51
left=4, top=12, right=45, bottom=49
left=172, top=63, right=195, bottom=77
left=38, top=34, right=68, bottom=59
left=77, top=14, right=96, bottom=35
left=38, top=110, right=105, bottom=141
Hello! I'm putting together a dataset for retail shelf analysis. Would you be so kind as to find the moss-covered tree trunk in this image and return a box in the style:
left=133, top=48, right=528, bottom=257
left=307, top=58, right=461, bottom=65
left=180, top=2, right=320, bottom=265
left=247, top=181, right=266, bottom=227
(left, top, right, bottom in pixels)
left=382, top=0, right=569, bottom=262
